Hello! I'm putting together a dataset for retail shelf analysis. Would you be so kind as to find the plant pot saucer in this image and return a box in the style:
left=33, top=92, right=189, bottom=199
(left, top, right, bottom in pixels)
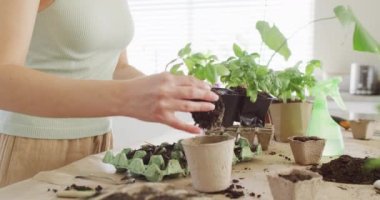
left=288, top=136, right=325, bottom=166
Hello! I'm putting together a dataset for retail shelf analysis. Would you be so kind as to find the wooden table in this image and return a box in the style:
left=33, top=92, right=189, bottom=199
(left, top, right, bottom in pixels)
left=0, top=131, right=380, bottom=200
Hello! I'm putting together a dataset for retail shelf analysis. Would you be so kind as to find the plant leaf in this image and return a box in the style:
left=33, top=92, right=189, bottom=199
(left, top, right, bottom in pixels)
left=233, top=43, right=245, bottom=57
left=305, top=60, right=321, bottom=75
left=205, top=65, right=217, bottom=84
left=215, top=64, right=230, bottom=76
left=256, top=21, right=291, bottom=60
left=184, top=58, right=195, bottom=71
left=334, top=5, right=380, bottom=54
left=169, top=63, right=182, bottom=74
left=178, top=43, right=191, bottom=57
left=353, top=23, right=380, bottom=53
left=334, top=5, right=355, bottom=26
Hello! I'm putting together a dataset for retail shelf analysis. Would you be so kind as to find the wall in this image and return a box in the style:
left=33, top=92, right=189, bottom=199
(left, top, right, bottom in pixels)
left=313, top=0, right=380, bottom=90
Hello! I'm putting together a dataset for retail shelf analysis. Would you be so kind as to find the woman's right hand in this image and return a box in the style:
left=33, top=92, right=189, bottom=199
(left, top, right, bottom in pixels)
left=120, top=72, right=219, bottom=133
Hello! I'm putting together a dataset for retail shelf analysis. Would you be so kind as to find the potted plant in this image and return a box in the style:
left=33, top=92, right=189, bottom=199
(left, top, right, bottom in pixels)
left=288, top=136, right=325, bottom=165
left=221, top=43, right=275, bottom=127
left=166, top=44, right=244, bottom=129
left=181, top=135, right=235, bottom=192
left=267, top=169, right=322, bottom=200
left=252, top=20, right=322, bottom=142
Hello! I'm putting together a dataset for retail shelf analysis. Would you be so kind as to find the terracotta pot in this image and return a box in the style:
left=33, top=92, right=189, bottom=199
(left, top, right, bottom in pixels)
left=181, top=135, right=235, bottom=192
left=256, top=127, right=273, bottom=151
left=267, top=169, right=322, bottom=200
left=239, top=127, right=256, bottom=146
left=350, top=119, right=376, bottom=140
left=288, top=136, right=325, bottom=165
left=269, top=101, right=312, bottom=142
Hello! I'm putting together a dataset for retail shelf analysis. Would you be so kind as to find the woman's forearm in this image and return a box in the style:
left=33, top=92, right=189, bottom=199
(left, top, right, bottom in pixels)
left=113, top=63, right=145, bottom=80
left=0, top=64, right=125, bottom=118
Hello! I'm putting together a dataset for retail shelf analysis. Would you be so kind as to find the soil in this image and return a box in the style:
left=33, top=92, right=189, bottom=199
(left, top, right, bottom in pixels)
left=292, top=136, right=322, bottom=142
left=191, top=88, right=225, bottom=130
left=101, top=187, right=201, bottom=200
left=222, top=184, right=245, bottom=199
left=311, top=155, right=380, bottom=184
left=279, top=171, right=313, bottom=183
left=64, top=184, right=102, bottom=192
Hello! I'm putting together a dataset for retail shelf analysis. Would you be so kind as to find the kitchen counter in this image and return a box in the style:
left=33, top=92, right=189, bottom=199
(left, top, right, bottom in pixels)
left=0, top=131, right=379, bottom=200
left=340, top=92, right=380, bottom=102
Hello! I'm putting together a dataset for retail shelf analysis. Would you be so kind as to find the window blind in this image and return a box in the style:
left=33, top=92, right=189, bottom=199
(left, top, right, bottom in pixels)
left=127, top=0, right=315, bottom=74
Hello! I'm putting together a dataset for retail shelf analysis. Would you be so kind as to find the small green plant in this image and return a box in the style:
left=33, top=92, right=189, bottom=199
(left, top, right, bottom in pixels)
left=220, top=43, right=273, bottom=102
left=166, top=43, right=229, bottom=85
left=272, top=60, right=321, bottom=102
left=253, top=20, right=322, bottom=102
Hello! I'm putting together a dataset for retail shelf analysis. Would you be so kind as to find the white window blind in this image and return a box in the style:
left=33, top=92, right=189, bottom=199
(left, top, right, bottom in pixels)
left=127, top=0, right=315, bottom=74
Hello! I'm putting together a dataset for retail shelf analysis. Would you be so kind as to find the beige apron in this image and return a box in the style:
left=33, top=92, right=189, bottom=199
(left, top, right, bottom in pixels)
left=0, top=132, right=113, bottom=188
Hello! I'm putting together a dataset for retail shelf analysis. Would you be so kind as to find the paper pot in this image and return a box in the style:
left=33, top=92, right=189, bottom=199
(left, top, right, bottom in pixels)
left=350, top=119, right=375, bottom=140
left=256, top=127, right=273, bottom=151
left=288, top=136, right=325, bottom=165
left=267, top=169, right=322, bottom=200
left=239, top=127, right=256, bottom=146
left=269, top=101, right=312, bottom=142
left=181, top=135, right=235, bottom=193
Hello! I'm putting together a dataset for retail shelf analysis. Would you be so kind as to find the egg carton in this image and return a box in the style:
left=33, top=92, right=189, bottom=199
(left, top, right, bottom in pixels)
left=233, top=137, right=262, bottom=164
left=103, top=138, right=260, bottom=182
left=103, top=143, right=187, bottom=182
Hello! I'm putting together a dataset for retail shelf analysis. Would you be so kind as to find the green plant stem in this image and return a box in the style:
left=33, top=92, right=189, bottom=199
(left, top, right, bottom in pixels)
left=266, top=16, right=337, bottom=67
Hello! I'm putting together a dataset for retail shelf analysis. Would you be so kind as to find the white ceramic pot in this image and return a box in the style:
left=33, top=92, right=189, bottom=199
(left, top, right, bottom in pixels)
left=181, top=135, right=235, bottom=193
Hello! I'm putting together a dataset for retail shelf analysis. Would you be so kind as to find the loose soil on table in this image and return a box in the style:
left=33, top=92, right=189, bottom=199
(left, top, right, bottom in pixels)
left=279, top=172, right=313, bottom=183
left=101, top=187, right=202, bottom=200
left=292, top=136, right=322, bottom=142
left=311, top=155, right=380, bottom=184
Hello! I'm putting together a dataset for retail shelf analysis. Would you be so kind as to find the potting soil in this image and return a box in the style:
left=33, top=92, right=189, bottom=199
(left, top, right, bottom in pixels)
left=311, top=155, right=380, bottom=184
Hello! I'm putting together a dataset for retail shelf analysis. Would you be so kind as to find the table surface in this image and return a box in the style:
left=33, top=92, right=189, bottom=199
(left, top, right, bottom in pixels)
left=1, top=131, right=380, bottom=200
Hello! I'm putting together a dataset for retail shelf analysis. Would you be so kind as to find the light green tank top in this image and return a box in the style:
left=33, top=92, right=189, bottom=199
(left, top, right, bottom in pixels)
left=0, top=0, right=134, bottom=139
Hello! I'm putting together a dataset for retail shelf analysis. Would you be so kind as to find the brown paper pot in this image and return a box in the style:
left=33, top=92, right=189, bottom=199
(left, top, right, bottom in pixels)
left=350, top=119, right=375, bottom=140
left=239, top=127, right=256, bottom=146
left=288, top=136, right=325, bottom=165
left=269, top=102, right=312, bottom=142
left=181, top=135, right=235, bottom=193
left=267, top=169, right=322, bottom=200
left=256, top=128, right=273, bottom=151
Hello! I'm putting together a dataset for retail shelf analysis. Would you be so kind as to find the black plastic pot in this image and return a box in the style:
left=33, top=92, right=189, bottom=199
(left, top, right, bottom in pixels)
left=239, top=92, right=274, bottom=127
left=212, top=88, right=245, bottom=127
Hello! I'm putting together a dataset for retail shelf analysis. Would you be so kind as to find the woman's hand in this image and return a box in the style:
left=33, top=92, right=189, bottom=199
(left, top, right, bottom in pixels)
left=121, top=72, right=218, bottom=133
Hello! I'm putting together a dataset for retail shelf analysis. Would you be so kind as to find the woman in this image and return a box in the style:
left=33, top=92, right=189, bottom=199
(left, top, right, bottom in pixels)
left=0, top=0, right=218, bottom=187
